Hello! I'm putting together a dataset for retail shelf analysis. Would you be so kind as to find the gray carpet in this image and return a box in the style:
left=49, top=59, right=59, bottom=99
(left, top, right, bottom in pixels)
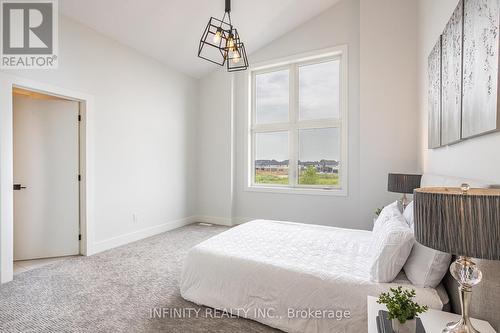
left=0, top=224, right=280, bottom=333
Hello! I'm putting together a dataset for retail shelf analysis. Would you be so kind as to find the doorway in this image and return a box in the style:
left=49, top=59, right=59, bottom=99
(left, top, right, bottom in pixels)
left=0, top=75, right=94, bottom=284
left=13, top=87, right=81, bottom=265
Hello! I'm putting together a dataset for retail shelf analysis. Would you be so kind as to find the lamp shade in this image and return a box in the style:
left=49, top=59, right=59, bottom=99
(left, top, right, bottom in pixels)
left=387, top=173, right=422, bottom=194
left=413, top=187, right=500, bottom=260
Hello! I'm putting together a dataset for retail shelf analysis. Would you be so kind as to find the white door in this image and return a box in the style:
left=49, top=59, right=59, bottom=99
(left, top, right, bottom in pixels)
left=13, top=94, right=80, bottom=260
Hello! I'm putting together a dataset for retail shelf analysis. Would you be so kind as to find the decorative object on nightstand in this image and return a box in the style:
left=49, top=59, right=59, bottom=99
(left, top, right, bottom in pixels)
left=387, top=173, right=422, bottom=210
left=373, top=206, right=384, bottom=226
left=377, top=310, right=426, bottom=333
left=367, top=296, right=496, bottom=333
left=414, top=185, right=500, bottom=333
left=377, top=286, right=428, bottom=333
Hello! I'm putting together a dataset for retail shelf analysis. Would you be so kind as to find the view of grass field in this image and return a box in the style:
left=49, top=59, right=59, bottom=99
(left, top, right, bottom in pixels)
left=255, top=173, right=289, bottom=185
left=299, top=170, right=339, bottom=185
left=255, top=166, right=339, bottom=186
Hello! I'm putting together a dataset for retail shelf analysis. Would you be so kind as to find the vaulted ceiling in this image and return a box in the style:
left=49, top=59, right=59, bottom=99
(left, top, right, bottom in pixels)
left=60, top=0, right=341, bottom=78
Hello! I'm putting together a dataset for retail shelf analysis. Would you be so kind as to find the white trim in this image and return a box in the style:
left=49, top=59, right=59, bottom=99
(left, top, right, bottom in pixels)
left=229, top=74, right=237, bottom=228
left=0, top=74, right=14, bottom=283
left=231, top=217, right=254, bottom=225
left=192, top=215, right=234, bottom=227
left=244, top=185, right=348, bottom=196
left=245, top=45, right=349, bottom=196
left=252, top=119, right=342, bottom=132
left=192, top=216, right=255, bottom=227
left=0, top=73, right=96, bottom=283
left=92, top=217, right=194, bottom=254
left=250, top=46, right=347, bottom=72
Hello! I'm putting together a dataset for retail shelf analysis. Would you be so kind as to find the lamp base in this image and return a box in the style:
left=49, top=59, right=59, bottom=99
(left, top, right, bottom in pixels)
left=443, top=317, right=480, bottom=333
left=442, top=257, right=483, bottom=333
left=400, top=193, right=409, bottom=211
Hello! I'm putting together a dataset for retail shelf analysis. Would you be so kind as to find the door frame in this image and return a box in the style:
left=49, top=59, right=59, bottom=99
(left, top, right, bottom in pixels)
left=0, top=74, right=96, bottom=283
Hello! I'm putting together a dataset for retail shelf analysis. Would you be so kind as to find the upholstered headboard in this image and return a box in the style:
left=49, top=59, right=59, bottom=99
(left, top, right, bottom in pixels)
left=421, top=174, right=500, bottom=332
left=420, top=174, right=494, bottom=189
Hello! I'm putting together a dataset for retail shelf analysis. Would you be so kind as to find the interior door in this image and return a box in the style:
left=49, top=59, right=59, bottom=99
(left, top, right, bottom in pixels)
left=13, top=94, right=80, bottom=260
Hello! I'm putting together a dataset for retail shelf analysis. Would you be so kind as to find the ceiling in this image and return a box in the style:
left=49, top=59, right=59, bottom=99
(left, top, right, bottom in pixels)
left=60, top=0, right=340, bottom=78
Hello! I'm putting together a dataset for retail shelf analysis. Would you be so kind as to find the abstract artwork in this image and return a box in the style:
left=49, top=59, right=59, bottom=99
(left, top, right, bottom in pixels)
left=428, top=37, right=442, bottom=149
left=441, top=0, right=463, bottom=145
left=462, top=0, right=500, bottom=138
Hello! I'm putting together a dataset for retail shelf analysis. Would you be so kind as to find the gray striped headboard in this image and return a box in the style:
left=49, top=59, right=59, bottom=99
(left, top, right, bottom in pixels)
left=421, top=174, right=500, bottom=332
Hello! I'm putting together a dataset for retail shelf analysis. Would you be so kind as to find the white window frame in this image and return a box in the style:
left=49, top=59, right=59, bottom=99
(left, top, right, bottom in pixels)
left=245, top=45, right=349, bottom=196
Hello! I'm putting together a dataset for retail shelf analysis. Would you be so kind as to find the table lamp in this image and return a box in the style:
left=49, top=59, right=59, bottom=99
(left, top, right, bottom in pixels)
left=388, top=173, right=422, bottom=209
left=413, top=184, right=500, bottom=333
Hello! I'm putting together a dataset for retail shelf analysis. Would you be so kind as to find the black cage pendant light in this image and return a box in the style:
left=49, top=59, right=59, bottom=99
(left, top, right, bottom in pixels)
left=198, top=0, right=249, bottom=72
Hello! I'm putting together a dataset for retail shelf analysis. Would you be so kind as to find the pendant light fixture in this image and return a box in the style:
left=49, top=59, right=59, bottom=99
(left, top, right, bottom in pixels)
left=198, top=0, right=249, bottom=72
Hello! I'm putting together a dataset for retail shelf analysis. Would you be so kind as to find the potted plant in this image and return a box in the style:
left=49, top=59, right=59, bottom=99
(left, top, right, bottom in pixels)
left=377, top=286, right=428, bottom=333
left=374, top=207, right=384, bottom=225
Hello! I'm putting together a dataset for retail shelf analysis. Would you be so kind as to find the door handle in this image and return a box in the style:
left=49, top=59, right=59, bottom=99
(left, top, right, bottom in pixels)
left=13, top=184, right=27, bottom=190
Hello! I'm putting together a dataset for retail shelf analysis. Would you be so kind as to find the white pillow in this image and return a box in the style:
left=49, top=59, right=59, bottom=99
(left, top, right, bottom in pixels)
left=403, top=243, right=451, bottom=288
left=402, top=201, right=452, bottom=287
left=369, top=212, right=415, bottom=283
left=373, top=201, right=401, bottom=234
left=403, top=201, right=414, bottom=228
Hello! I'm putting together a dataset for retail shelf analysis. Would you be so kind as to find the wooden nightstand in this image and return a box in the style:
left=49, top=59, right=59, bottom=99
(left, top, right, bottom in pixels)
left=367, top=296, right=496, bottom=333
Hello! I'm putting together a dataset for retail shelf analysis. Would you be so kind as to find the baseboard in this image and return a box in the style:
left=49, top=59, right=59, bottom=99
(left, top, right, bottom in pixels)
left=191, top=215, right=233, bottom=226
left=90, top=216, right=256, bottom=255
left=91, top=216, right=195, bottom=254
left=191, top=215, right=257, bottom=226
left=231, top=217, right=254, bottom=225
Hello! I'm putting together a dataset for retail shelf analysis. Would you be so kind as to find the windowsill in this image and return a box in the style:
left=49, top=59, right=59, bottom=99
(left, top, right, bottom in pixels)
left=244, top=185, right=348, bottom=196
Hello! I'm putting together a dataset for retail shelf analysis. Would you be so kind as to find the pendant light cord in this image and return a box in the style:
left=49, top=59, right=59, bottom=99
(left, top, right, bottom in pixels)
left=218, top=9, right=232, bottom=30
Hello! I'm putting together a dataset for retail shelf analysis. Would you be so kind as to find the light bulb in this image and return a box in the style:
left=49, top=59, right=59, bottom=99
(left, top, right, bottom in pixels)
left=232, top=50, right=241, bottom=64
left=227, top=36, right=235, bottom=51
left=213, top=28, right=222, bottom=44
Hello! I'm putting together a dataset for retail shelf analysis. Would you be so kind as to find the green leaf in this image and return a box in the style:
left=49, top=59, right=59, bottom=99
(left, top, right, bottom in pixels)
left=376, top=286, right=428, bottom=322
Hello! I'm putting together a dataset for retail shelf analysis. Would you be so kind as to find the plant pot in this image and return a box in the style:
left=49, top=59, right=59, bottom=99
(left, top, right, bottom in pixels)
left=392, top=318, right=416, bottom=333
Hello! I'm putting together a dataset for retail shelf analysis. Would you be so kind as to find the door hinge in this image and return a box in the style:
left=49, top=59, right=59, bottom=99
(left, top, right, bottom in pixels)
left=78, top=115, right=82, bottom=121
left=78, top=174, right=81, bottom=181
left=78, top=234, right=81, bottom=241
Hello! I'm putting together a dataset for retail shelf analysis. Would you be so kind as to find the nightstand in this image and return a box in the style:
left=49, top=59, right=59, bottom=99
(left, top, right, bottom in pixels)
left=367, top=296, right=496, bottom=333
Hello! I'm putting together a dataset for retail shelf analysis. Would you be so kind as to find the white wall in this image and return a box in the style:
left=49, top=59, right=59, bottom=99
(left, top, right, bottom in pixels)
left=1, top=15, right=198, bottom=281
left=359, top=0, right=420, bottom=223
left=196, top=71, right=234, bottom=224
left=418, top=4, right=500, bottom=329
left=233, top=0, right=362, bottom=228
left=417, top=0, right=500, bottom=184
left=196, top=0, right=420, bottom=229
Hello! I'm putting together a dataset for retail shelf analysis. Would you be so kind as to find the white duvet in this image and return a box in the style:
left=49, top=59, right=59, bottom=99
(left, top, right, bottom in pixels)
left=180, top=220, right=445, bottom=333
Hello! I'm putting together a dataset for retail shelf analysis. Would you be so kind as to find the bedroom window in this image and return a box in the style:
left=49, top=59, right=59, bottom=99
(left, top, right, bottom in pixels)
left=248, top=47, right=348, bottom=195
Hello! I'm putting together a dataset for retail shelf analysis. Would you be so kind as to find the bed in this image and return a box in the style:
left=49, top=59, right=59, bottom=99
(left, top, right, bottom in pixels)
left=180, top=219, right=447, bottom=333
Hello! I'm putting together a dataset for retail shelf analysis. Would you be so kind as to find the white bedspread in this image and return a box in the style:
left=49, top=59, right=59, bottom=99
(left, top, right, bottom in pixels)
left=180, top=220, right=445, bottom=333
